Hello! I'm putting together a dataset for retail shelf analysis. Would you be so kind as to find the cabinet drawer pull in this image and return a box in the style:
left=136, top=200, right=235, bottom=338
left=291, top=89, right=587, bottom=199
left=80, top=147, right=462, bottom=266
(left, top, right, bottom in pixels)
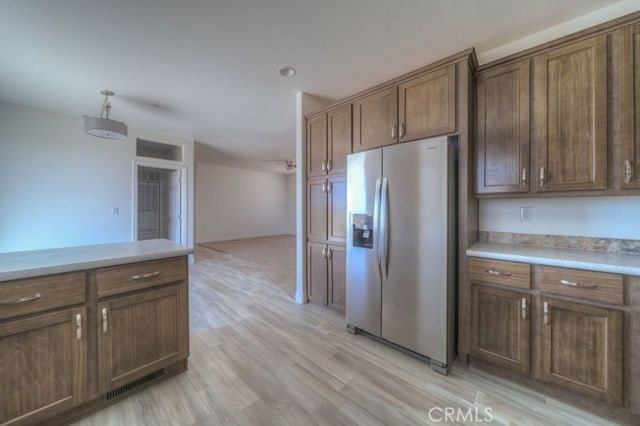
left=131, top=271, right=160, bottom=280
left=327, top=160, right=332, bottom=172
left=0, top=293, right=41, bottom=305
left=539, top=167, right=545, bottom=187
left=399, top=123, right=406, bottom=138
left=625, top=160, right=633, bottom=184
left=76, top=313, right=82, bottom=340
left=391, top=124, right=397, bottom=140
left=560, top=279, right=597, bottom=289
left=521, top=168, right=527, bottom=184
left=322, top=247, right=327, bottom=259
left=327, top=181, right=332, bottom=193
left=327, top=248, right=333, bottom=261
left=102, top=308, right=108, bottom=333
left=321, top=160, right=327, bottom=172
left=521, top=298, right=527, bottom=320
left=321, top=181, right=327, bottom=193
left=543, top=302, right=549, bottom=325
left=485, top=269, right=512, bottom=277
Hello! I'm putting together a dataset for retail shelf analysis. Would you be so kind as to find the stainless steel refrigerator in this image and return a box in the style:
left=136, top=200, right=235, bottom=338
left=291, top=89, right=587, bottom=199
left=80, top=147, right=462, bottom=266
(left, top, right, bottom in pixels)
left=346, top=136, right=456, bottom=374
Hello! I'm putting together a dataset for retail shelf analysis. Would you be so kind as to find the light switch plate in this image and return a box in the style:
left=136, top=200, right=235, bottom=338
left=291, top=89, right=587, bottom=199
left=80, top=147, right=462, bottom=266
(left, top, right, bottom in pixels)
left=520, top=206, right=533, bottom=222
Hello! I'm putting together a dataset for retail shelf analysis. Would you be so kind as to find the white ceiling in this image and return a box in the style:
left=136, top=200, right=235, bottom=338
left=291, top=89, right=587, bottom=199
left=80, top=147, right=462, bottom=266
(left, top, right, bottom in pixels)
left=0, top=0, right=629, bottom=164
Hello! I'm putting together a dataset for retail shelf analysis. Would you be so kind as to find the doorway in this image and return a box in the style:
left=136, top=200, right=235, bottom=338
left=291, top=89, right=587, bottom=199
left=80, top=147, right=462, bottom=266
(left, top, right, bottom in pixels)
left=135, top=165, right=184, bottom=244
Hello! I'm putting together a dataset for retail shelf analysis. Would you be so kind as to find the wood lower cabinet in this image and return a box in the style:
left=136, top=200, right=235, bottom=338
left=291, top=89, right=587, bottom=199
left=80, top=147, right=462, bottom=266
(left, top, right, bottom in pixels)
left=0, top=307, right=87, bottom=425
left=533, top=35, right=608, bottom=192
left=476, top=59, right=530, bottom=194
left=307, top=243, right=345, bottom=315
left=353, top=87, right=398, bottom=152
left=399, top=64, right=456, bottom=142
left=97, top=282, right=188, bottom=393
left=619, top=23, right=640, bottom=189
left=471, top=285, right=530, bottom=373
left=541, top=296, right=623, bottom=404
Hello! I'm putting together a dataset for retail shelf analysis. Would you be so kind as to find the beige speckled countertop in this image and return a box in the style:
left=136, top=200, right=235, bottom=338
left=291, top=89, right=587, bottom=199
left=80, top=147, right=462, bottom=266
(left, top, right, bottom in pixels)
left=0, top=239, right=193, bottom=282
left=467, top=242, right=640, bottom=276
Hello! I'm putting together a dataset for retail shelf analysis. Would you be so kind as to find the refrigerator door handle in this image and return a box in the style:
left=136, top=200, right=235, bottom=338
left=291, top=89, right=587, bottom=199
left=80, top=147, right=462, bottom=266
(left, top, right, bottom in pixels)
left=373, top=178, right=382, bottom=279
left=380, top=177, right=389, bottom=280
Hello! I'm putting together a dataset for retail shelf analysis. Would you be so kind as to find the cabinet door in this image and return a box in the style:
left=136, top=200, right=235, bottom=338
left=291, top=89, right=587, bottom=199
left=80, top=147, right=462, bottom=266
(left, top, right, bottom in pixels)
left=327, top=175, right=346, bottom=244
left=476, top=60, right=530, bottom=194
left=353, top=87, right=398, bottom=152
left=399, top=65, right=456, bottom=142
left=619, top=23, right=640, bottom=188
left=306, top=242, right=328, bottom=305
left=327, top=104, right=352, bottom=175
left=307, top=177, right=328, bottom=242
left=307, top=114, right=327, bottom=178
left=0, top=308, right=86, bottom=425
left=328, top=245, right=346, bottom=315
left=471, top=285, right=530, bottom=373
left=97, top=283, right=188, bottom=393
left=533, top=35, right=607, bottom=191
left=541, top=297, right=622, bottom=405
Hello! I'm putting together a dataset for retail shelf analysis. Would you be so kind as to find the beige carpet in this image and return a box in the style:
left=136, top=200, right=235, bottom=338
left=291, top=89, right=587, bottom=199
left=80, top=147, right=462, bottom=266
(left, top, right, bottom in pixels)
left=199, top=235, right=296, bottom=298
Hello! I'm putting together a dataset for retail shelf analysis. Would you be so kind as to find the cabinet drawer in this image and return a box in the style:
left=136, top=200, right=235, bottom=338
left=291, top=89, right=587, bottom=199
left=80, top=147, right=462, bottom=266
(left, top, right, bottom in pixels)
left=470, top=258, right=530, bottom=289
left=0, top=272, right=86, bottom=321
left=539, top=266, right=623, bottom=305
left=97, top=257, right=187, bottom=298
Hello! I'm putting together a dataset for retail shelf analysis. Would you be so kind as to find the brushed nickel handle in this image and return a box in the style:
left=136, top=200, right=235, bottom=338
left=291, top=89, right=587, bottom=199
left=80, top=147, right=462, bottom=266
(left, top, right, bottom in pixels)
left=521, top=168, right=527, bottom=184
left=543, top=302, right=549, bottom=325
left=485, top=269, right=512, bottom=277
left=0, top=293, right=41, bottom=305
left=131, top=271, right=160, bottom=280
left=76, top=313, right=82, bottom=340
left=321, top=181, right=327, bottom=193
left=321, top=160, right=327, bottom=172
left=391, top=124, right=397, bottom=140
left=322, top=247, right=327, bottom=259
left=560, top=279, right=597, bottom=289
left=539, top=167, right=545, bottom=187
left=399, top=123, right=405, bottom=138
left=102, top=308, right=108, bottom=333
left=327, top=160, right=332, bottom=172
left=327, top=181, right=332, bottom=193
left=327, top=248, right=333, bottom=261
left=625, top=160, right=633, bottom=184
left=521, top=298, right=527, bottom=320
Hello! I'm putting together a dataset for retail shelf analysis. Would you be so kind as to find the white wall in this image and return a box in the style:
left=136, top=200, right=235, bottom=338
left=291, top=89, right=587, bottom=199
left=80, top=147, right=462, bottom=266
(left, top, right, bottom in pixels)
left=286, top=173, right=296, bottom=235
left=195, top=163, right=293, bottom=243
left=0, top=102, right=194, bottom=253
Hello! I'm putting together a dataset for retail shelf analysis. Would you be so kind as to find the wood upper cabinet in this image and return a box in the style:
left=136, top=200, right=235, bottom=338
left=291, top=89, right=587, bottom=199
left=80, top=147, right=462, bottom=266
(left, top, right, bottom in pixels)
left=619, top=23, right=640, bottom=188
left=471, top=285, right=530, bottom=373
left=307, top=177, right=328, bottom=242
left=399, top=64, right=456, bottom=142
left=306, top=242, right=328, bottom=306
left=307, top=106, right=352, bottom=177
left=476, top=60, right=530, bottom=194
left=97, top=283, right=188, bottom=393
left=0, top=307, right=87, bottom=425
left=307, top=114, right=328, bottom=178
left=353, top=87, right=398, bottom=152
left=533, top=35, right=608, bottom=191
left=541, top=297, right=623, bottom=405
left=307, top=175, right=346, bottom=244
left=328, top=245, right=346, bottom=314
left=327, top=105, right=352, bottom=175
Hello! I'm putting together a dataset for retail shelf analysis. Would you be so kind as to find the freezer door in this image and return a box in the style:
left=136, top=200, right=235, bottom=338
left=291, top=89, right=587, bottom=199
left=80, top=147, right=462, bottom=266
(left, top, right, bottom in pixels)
left=381, top=137, right=453, bottom=363
left=346, top=149, right=382, bottom=336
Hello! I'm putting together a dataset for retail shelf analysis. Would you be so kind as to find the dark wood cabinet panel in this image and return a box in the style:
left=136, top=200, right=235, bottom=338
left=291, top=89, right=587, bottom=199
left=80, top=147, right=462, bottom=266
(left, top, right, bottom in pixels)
left=533, top=35, right=608, bottom=191
left=306, top=114, right=328, bottom=178
left=619, top=23, right=640, bottom=188
left=541, top=297, right=623, bottom=405
left=476, top=60, right=530, bottom=194
left=327, top=104, right=352, bottom=175
left=97, top=284, right=188, bottom=393
left=0, top=307, right=87, bottom=425
left=327, top=175, right=346, bottom=244
left=306, top=242, right=328, bottom=306
left=471, top=285, right=530, bottom=373
left=353, top=87, right=398, bottom=152
left=399, top=64, right=456, bottom=142
left=328, top=245, right=346, bottom=314
left=307, top=178, right=328, bottom=242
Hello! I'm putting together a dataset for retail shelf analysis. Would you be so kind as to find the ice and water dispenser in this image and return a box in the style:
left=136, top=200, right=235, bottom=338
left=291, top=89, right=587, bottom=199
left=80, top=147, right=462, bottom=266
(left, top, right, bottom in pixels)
left=352, top=214, right=374, bottom=249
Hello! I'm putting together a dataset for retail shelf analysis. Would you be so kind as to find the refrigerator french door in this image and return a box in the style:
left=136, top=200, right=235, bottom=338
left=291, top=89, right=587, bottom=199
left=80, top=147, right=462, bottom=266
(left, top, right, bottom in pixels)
left=346, top=136, right=456, bottom=374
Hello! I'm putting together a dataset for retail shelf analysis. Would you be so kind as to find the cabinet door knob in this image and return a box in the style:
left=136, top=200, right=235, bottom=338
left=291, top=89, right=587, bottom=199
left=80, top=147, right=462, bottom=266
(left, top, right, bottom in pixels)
left=102, top=308, right=108, bottom=333
left=625, top=160, right=633, bottom=184
left=543, top=302, right=549, bottom=325
left=76, top=313, right=82, bottom=340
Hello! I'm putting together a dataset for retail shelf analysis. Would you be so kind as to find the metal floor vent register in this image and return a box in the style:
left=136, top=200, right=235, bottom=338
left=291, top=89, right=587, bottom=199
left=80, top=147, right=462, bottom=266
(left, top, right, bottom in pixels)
left=103, top=369, right=165, bottom=401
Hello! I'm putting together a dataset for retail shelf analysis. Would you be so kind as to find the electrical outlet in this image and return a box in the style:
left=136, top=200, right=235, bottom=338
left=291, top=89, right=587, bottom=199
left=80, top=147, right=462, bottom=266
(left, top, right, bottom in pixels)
left=520, top=206, right=533, bottom=222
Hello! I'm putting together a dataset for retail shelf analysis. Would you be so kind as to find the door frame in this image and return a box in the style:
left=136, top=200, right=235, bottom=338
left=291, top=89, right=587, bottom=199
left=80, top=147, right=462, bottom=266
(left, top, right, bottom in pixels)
left=132, top=159, right=188, bottom=245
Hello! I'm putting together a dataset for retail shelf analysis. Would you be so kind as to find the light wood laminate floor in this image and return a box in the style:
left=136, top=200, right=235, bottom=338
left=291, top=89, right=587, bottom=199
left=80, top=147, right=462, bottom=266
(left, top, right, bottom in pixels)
left=74, top=245, right=614, bottom=425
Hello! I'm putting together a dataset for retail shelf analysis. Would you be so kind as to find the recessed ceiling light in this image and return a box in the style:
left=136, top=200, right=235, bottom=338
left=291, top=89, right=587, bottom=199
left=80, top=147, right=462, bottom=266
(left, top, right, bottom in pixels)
left=277, top=66, right=296, bottom=77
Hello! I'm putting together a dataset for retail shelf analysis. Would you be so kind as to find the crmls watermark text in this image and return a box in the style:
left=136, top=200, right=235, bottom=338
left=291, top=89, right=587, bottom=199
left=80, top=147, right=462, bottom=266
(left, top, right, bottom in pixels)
left=428, top=406, right=494, bottom=423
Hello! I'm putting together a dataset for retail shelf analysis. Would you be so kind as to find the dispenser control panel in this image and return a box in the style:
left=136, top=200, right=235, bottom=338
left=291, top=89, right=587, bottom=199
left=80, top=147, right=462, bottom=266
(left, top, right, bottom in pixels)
left=352, top=214, right=374, bottom=249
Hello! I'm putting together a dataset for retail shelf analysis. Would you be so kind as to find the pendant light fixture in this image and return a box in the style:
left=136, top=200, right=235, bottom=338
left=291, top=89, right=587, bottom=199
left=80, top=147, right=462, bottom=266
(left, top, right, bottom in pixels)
left=84, top=89, right=128, bottom=139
